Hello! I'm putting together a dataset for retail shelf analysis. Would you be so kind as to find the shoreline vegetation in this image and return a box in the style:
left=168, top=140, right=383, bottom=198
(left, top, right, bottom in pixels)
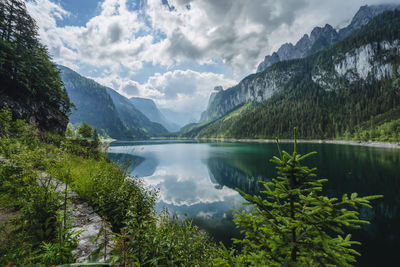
left=149, top=137, right=400, bottom=149
left=0, top=110, right=384, bottom=265
left=198, top=138, right=400, bottom=149
left=0, top=0, right=392, bottom=265
left=0, top=110, right=219, bottom=265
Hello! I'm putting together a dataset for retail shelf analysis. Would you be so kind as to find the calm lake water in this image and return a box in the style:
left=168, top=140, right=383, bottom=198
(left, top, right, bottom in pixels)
left=108, top=140, right=400, bottom=267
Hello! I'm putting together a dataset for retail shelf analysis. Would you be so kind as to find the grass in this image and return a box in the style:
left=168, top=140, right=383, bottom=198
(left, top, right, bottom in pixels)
left=0, top=109, right=220, bottom=266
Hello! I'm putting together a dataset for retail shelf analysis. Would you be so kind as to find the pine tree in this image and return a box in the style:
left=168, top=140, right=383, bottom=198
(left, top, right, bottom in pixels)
left=92, top=128, right=99, bottom=143
left=0, top=0, right=72, bottom=133
left=77, top=122, right=93, bottom=139
left=218, top=131, right=382, bottom=266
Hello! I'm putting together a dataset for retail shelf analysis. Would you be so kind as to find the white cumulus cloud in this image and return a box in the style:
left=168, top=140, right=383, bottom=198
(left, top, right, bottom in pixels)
left=26, top=0, right=398, bottom=117
left=94, top=69, right=236, bottom=117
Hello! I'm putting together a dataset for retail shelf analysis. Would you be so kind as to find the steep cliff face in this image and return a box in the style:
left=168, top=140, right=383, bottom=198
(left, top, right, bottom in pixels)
left=0, top=94, right=68, bottom=134
left=338, top=4, right=400, bottom=39
left=182, top=10, right=400, bottom=139
left=256, top=4, right=400, bottom=73
left=257, top=24, right=338, bottom=73
left=207, top=86, right=223, bottom=108
left=0, top=0, right=72, bottom=135
left=202, top=5, right=400, bottom=124
left=312, top=40, right=400, bottom=91
left=200, top=68, right=295, bottom=122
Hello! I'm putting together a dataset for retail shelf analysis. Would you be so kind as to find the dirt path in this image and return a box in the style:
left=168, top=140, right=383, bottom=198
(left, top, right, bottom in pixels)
left=1, top=154, right=113, bottom=263
left=39, top=172, right=114, bottom=262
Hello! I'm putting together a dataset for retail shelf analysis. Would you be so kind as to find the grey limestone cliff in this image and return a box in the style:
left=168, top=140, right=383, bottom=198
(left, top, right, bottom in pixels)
left=256, top=4, right=400, bottom=73
left=201, top=4, right=400, bottom=124
left=312, top=40, right=400, bottom=91
left=200, top=68, right=295, bottom=122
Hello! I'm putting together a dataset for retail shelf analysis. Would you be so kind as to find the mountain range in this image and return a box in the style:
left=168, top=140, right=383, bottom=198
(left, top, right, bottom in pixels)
left=129, top=97, right=180, bottom=132
left=59, top=65, right=168, bottom=139
left=59, top=4, right=400, bottom=141
left=182, top=6, right=400, bottom=139
left=256, top=4, right=400, bottom=73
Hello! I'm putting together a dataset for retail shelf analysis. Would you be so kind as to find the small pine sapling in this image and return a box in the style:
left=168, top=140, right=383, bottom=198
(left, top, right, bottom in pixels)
left=228, top=130, right=382, bottom=266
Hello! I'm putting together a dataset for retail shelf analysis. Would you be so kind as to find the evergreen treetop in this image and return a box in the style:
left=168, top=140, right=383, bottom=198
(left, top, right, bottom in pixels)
left=0, top=0, right=73, bottom=133
left=217, top=131, right=382, bottom=266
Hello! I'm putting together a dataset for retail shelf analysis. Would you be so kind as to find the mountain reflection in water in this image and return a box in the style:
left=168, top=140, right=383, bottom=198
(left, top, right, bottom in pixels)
left=108, top=140, right=400, bottom=267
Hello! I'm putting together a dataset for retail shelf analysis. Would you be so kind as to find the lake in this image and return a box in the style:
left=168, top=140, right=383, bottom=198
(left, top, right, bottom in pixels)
left=108, top=140, right=400, bottom=267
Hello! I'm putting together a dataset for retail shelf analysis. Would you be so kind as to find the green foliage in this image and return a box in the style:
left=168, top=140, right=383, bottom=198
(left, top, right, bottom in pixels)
left=59, top=65, right=167, bottom=139
left=78, top=122, right=93, bottom=139
left=93, top=128, right=99, bottom=142
left=183, top=11, right=400, bottom=140
left=347, top=108, right=400, bottom=143
left=113, top=212, right=219, bottom=266
left=1, top=108, right=218, bottom=265
left=0, top=0, right=72, bottom=133
left=2, top=107, right=383, bottom=266
left=216, top=134, right=382, bottom=266
left=0, top=111, right=79, bottom=265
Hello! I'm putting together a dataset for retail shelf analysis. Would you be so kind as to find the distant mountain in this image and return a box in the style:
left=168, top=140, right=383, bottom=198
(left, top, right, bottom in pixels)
left=181, top=10, right=400, bottom=139
left=129, top=97, right=180, bottom=132
left=59, top=66, right=167, bottom=139
left=256, top=4, right=400, bottom=73
left=105, top=89, right=168, bottom=136
left=200, top=86, right=224, bottom=122
left=160, top=108, right=197, bottom=129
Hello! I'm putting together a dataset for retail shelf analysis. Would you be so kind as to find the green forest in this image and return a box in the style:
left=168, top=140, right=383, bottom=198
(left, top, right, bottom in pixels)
left=0, top=0, right=72, bottom=133
left=181, top=11, right=400, bottom=142
left=0, top=0, right=392, bottom=266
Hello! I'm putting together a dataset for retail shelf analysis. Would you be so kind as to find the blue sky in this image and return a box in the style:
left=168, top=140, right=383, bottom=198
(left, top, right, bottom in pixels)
left=26, top=0, right=395, bottom=118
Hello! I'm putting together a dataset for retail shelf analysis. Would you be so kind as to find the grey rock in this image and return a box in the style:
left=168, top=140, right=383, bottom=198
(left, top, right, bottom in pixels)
left=256, top=23, right=338, bottom=73
left=0, top=94, right=68, bottom=135
left=207, top=86, right=223, bottom=108
left=256, top=4, right=400, bottom=73
left=312, top=40, right=400, bottom=90
left=38, top=173, right=114, bottom=263
left=201, top=69, right=295, bottom=122
left=338, top=4, right=400, bottom=39
left=204, top=4, right=400, bottom=124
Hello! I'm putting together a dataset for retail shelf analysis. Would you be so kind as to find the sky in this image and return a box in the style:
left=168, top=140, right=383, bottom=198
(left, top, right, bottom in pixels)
left=26, top=0, right=398, bottom=119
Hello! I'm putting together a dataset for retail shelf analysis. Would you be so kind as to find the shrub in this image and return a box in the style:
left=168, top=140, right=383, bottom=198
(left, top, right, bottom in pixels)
left=78, top=122, right=93, bottom=139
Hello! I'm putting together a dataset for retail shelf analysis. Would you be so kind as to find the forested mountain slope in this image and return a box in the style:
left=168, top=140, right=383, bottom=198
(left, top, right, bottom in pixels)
left=256, top=4, right=400, bottom=73
left=59, top=66, right=167, bottom=139
left=200, top=5, right=400, bottom=123
left=129, top=97, right=179, bottom=132
left=106, top=89, right=168, bottom=136
left=182, top=10, right=400, bottom=139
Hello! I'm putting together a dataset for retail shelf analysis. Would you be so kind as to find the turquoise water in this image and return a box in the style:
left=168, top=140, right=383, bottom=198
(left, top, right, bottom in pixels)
left=108, top=140, right=400, bottom=266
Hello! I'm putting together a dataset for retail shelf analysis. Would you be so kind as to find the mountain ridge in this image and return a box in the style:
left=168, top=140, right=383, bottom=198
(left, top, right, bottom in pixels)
left=59, top=65, right=167, bottom=139
left=200, top=4, right=400, bottom=124
left=181, top=10, right=400, bottom=140
left=129, top=97, right=180, bottom=132
left=256, top=4, right=400, bottom=73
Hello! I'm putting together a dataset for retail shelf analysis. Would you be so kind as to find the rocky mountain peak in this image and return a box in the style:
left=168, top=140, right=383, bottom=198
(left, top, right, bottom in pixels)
left=257, top=4, right=400, bottom=73
left=310, top=24, right=337, bottom=43
left=207, top=86, right=224, bottom=109
left=338, top=4, right=400, bottom=39
left=213, top=86, right=223, bottom=92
